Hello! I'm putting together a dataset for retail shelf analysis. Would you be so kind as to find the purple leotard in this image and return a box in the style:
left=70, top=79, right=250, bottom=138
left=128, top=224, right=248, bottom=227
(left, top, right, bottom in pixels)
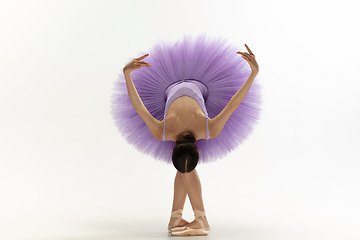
left=163, top=79, right=210, bottom=141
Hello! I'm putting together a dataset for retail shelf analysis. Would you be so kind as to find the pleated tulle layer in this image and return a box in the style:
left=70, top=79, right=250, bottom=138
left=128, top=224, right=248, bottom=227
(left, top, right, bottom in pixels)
left=110, top=34, right=262, bottom=164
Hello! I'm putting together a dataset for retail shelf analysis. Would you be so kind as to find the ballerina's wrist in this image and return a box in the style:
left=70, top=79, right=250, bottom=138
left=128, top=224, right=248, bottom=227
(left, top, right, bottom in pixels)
left=251, top=69, right=259, bottom=75
left=123, top=68, right=132, bottom=75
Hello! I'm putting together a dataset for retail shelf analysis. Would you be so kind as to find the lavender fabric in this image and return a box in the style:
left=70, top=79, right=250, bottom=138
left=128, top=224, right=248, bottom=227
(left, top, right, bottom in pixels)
left=110, top=34, right=262, bottom=164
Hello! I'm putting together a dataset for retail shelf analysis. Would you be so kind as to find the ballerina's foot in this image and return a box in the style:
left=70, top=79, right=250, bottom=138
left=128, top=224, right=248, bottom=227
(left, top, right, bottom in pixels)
left=185, top=216, right=209, bottom=229
left=168, top=218, right=189, bottom=228
left=170, top=216, right=210, bottom=236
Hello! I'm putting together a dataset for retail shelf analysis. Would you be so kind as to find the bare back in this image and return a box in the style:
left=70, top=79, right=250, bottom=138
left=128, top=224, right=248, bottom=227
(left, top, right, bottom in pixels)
left=162, top=96, right=209, bottom=141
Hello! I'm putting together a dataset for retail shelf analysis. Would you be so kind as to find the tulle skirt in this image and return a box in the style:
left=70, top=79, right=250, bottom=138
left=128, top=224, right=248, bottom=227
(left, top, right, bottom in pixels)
left=110, top=34, right=262, bottom=164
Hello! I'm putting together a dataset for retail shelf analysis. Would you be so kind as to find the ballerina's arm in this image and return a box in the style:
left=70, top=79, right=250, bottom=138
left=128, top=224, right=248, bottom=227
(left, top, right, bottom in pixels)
left=123, top=54, right=163, bottom=141
left=208, top=44, right=259, bottom=139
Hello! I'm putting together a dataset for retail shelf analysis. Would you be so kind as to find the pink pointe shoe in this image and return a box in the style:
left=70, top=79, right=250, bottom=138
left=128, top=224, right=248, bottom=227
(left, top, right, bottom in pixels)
left=170, top=209, right=210, bottom=236
left=168, top=209, right=187, bottom=233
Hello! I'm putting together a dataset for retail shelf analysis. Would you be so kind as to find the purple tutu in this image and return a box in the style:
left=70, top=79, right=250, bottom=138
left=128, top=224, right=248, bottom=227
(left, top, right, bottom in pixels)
left=110, top=34, right=262, bottom=164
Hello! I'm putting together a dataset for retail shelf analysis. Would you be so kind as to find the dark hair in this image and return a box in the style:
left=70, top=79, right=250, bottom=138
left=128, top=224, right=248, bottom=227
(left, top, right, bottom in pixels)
left=172, top=132, right=199, bottom=173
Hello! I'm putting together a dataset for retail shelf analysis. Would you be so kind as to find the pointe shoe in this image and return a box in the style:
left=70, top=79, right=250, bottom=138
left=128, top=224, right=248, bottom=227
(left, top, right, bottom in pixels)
left=171, top=209, right=210, bottom=236
left=167, top=209, right=186, bottom=233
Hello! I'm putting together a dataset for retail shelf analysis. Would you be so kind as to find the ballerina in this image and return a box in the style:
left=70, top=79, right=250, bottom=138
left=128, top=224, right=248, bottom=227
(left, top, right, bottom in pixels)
left=121, top=44, right=259, bottom=236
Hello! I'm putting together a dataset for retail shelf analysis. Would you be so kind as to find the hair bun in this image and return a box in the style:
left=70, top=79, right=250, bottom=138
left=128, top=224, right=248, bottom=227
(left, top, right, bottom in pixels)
left=176, top=133, right=196, bottom=144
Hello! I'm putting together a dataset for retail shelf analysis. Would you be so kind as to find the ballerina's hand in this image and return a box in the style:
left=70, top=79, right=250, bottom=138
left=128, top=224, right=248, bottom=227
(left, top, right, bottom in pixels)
left=123, top=54, right=152, bottom=74
left=237, top=44, right=259, bottom=74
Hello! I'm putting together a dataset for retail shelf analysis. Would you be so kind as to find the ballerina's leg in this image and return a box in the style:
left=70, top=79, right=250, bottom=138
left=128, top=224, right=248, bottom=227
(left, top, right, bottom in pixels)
left=180, top=169, right=209, bottom=228
left=168, top=171, right=189, bottom=227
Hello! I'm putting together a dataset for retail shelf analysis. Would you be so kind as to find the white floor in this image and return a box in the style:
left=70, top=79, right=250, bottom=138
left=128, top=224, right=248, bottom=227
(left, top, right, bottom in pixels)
left=1, top=204, right=359, bottom=240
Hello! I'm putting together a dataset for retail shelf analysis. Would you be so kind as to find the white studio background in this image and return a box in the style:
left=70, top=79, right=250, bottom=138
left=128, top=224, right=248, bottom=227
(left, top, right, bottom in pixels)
left=0, top=0, right=359, bottom=239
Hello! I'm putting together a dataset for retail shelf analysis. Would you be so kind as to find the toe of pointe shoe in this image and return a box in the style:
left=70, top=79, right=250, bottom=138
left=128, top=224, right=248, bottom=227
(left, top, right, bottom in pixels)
left=168, top=225, right=184, bottom=233
left=170, top=226, right=187, bottom=235
left=171, top=226, right=210, bottom=236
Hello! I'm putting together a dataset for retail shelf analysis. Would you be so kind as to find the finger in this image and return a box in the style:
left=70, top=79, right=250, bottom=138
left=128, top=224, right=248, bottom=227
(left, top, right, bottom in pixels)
left=134, top=53, right=149, bottom=61
left=241, top=52, right=251, bottom=58
left=133, top=60, right=150, bottom=64
left=237, top=52, right=249, bottom=56
left=242, top=52, right=255, bottom=60
left=238, top=51, right=251, bottom=55
left=245, top=44, right=254, bottom=55
left=238, top=52, right=250, bottom=60
left=136, top=61, right=152, bottom=67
